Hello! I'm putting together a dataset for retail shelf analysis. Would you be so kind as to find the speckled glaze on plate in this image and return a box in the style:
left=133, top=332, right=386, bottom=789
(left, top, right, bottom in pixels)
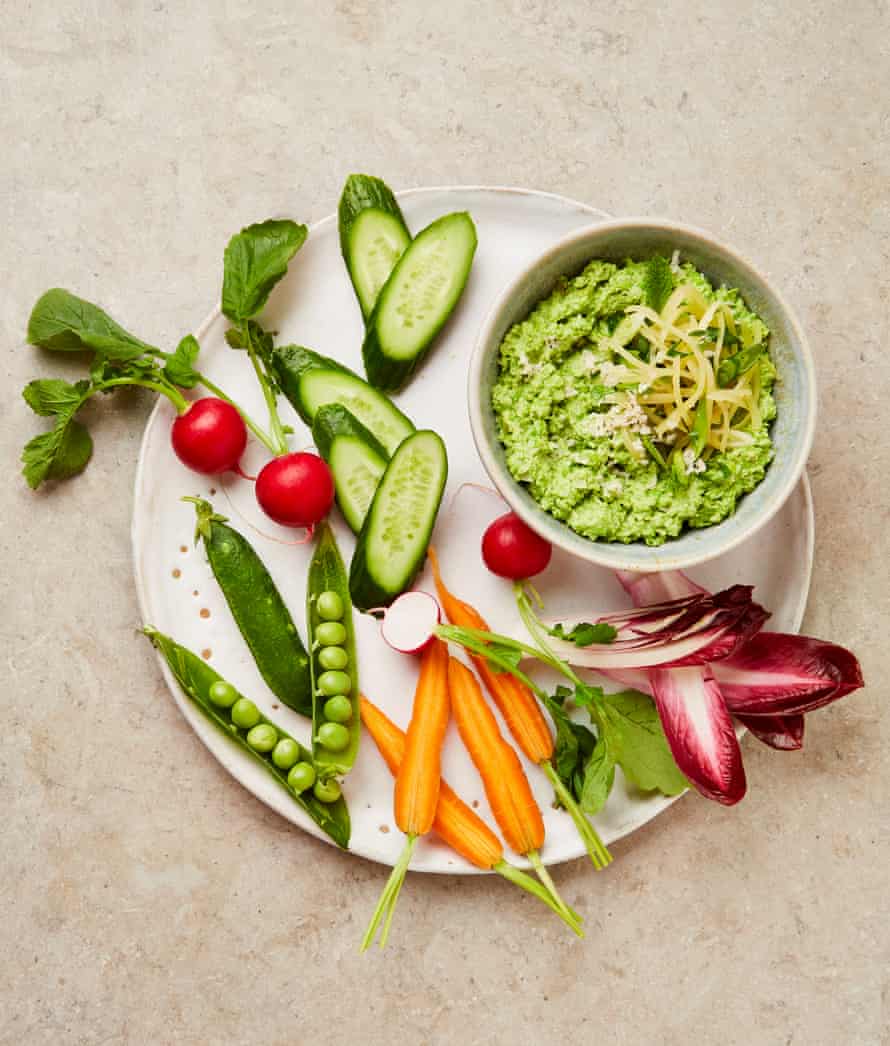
left=132, top=187, right=814, bottom=873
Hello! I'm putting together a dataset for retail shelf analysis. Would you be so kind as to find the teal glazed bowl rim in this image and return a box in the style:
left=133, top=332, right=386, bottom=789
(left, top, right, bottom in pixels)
left=467, top=218, right=818, bottom=573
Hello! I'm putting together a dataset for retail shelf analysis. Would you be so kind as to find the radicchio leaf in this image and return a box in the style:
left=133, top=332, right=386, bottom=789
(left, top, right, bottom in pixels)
left=544, top=585, right=768, bottom=671
left=648, top=666, right=746, bottom=804
left=736, top=713, right=805, bottom=751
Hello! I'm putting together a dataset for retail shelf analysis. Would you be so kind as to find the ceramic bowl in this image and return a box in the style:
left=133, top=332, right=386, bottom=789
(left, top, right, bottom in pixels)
left=468, top=218, right=817, bottom=572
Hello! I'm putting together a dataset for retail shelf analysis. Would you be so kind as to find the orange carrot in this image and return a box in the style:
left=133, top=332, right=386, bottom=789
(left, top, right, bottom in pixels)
left=361, top=639, right=449, bottom=950
left=447, top=656, right=576, bottom=925
left=394, top=638, right=449, bottom=836
left=429, top=547, right=612, bottom=871
left=360, top=695, right=582, bottom=934
left=361, top=695, right=500, bottom=869
left=429, top=546, right=553, bottom=764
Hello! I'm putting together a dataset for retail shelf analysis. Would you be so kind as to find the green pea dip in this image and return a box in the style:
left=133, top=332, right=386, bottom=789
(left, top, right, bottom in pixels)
left=491, top=257, right=777, bottom=546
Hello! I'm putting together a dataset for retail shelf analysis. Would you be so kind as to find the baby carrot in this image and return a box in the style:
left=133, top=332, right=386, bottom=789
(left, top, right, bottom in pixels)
left=362, top=638, right=449, bottom=951
left=447, top=656, right=577, bottom=928
left=428, top=545, right=553, bottom=763
left=429, top=547, right=611, bottom=870
left=360, top=696, right=582, bottom=935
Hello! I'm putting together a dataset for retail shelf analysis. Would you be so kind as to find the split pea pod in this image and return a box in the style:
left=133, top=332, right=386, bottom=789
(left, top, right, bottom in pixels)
left=307, top=521, right=360, bottom=778
left=144, top=627, right=350, bottom=848
left=186, top=497, right=313, bottom=716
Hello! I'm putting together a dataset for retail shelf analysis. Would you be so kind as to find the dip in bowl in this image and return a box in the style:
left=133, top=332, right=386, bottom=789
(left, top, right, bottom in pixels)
left=468, top=219, right=817, bottom=572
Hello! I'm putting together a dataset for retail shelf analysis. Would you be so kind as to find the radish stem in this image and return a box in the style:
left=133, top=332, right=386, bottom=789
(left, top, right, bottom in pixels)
left=242, top=323, right=289, bottom=456
left=543, top=761, right=612, bottom=870
left=195, top=371, right=278, bottom=453
left=100, top=376, right=189, bottom=413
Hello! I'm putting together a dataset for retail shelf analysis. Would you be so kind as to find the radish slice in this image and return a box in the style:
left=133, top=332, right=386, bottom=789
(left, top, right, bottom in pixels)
left=649, top=666, right=747, bottom=805
left=378, top=591, right=441, bottom=655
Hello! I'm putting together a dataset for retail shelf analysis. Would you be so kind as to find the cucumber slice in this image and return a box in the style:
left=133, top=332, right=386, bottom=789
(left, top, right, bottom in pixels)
left=349, top=430, right=448, bottom=611
left=362, top=212, right=477, bottom=392
left=312, top=404, right=389, bottom=534
left=338, top=174, right=411, bottom=320
left=271, top=345, right=414, bottom=454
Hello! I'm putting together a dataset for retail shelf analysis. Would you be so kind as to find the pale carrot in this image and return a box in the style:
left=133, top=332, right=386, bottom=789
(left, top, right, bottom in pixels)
left=360, top=695, right=582, bottom=935
left=429, top=546, right=612, bottom=870
left=362, top=639, right=449, bottom=950
left=447, top=656, right=577, bottom=927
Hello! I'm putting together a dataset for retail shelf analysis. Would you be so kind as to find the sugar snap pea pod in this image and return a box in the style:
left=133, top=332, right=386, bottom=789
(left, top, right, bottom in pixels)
left=186, top=497, right=313, bottom=716
left=143, top=627, right=350, bottom=848
left=716, top=345, right=765, bottom=387
left=307, top=521, right=360, bottom=778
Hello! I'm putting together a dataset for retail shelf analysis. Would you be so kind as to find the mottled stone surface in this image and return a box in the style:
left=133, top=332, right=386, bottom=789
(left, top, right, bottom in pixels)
left=2, top=2, right=888, bottom=1044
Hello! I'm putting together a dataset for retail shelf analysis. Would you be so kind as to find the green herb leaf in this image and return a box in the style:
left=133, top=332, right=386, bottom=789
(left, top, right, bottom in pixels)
left=22, top=378, right=89, bottom=416
left=27, top=289, right=154, bottom=359
left=579, top=735, right=616, bottom=815
left=221, top=220, right=308, bottom=322
left=600, top=690, right=688, bottom=795
left=163, top=334, right=201, bottom=389
left=542, top=689, right=597, bottom=798
left=22, top=414, right=93, bottom=489
left=549, top=621, right=617, bottom=647
left=571, top=681, right=606, bottom=709
left=642, top=256, right=674, bottom=313
left=691, top=397, right=709, bottom=455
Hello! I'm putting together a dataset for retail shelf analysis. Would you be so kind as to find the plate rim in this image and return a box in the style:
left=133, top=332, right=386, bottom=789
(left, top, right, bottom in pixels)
left=131, top=185, right=815, bottom=873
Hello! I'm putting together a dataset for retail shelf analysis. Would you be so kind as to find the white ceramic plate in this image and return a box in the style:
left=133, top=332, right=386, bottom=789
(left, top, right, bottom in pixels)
left=133, top=187, right=814, bottom=873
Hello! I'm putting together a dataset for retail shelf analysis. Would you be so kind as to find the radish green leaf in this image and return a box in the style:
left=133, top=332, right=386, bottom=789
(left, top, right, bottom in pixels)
left=222, top=219, right=307, bottom=323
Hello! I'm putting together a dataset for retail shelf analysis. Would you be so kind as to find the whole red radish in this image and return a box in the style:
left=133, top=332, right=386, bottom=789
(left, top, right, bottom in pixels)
left=171, top=398, right=247, bottom=475
left=255, top=452, right=334, bottom=528
left=482, top=512, right=552, bottom=580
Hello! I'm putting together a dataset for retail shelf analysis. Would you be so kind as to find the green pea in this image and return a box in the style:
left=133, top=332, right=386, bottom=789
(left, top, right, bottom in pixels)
left=318, top=670, right=351, bottom=696
left=318, top=646, right=348, bottom=671
left=317, top=722, right=350, bottom=752
left=272, top=738, right=301, bottom=770
left=315, top=621, right=347, bottom=646
left=246, top=723, right=278, bottom=753
left=231, top=698, right=261, bottom=729
left=208, top=680, right=238, bottom=708
left=317, top=590, right=344, bottom=621
left=287, top=762, right=316, bottom=793
left=313, top=778, right=342, bottom=803
left=324, top=695, right=353, bottom=723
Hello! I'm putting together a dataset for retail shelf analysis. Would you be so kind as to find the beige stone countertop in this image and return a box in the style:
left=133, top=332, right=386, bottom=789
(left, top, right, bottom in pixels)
left=2, top=3, right=888, bottom=1044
